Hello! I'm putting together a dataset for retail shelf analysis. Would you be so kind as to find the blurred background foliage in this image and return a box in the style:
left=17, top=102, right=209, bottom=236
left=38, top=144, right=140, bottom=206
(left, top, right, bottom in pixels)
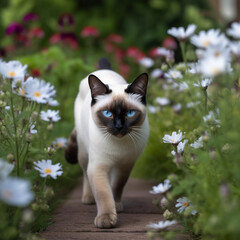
left=0, top=0, right=217, bottom=50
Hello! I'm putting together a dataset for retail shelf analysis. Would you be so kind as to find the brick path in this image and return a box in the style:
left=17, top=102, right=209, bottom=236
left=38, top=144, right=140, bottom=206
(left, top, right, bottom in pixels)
left=40, top=178, right=170, bottom=240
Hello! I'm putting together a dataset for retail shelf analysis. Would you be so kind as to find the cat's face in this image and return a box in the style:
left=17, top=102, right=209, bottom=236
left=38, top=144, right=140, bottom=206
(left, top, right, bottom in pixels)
left=89, top=73, right=148, bottom=137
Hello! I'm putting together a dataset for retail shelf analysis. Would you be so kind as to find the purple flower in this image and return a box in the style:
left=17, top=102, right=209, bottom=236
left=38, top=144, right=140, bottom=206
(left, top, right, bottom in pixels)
left=58, top=13, right=75, bottom=27
left=23, top=13, right=39, bottom=22
left=5, top=22, right=25, bottom=35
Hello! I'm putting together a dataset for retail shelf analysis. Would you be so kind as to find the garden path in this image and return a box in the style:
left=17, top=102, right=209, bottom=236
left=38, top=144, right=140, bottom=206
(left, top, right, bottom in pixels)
left=40, top=178, right=183, bottom=240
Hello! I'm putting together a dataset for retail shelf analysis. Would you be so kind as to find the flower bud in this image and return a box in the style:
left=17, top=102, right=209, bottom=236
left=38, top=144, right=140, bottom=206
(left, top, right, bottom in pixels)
left=22, top=209, right=34, bottom=224
left=26, top=133, right=32, bottom=143
left=163, top=209, right=173, bottom=220
left=31, top=111, right=38, bottom=119
left=160, top=196, right=169, bottom=210
left=161, top=63, right=168, bottom=72
left=146, top=231, right=155, bottom=239
left=43, top=186, right=55, bottom=200
left=47, top=123, right=54, bottom=131
left=7, top=153, right=14, bottom=162
left=44, top=146, right=56, bottom=156
left=0, top=100, right=7, bottom=108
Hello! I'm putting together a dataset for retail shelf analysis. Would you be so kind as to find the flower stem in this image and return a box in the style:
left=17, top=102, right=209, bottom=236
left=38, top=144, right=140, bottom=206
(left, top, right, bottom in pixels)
left=10, top=89, right=20, bottom=176
left=180, top=41, right=187, bottom=69
left=203, top=89, right=208, bottom=113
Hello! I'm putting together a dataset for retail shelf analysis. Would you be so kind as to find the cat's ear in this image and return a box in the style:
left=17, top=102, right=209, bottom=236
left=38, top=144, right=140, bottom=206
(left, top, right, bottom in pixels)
left=125, top=73, right=148, bottom=104
left=88, top=74, right=112, bottom=102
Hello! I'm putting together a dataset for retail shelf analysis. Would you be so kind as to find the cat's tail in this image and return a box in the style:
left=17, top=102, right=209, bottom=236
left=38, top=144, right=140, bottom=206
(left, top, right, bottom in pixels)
left=98, top=57, right=112, bottom=70
left=64, top=129, right=78, bottom=164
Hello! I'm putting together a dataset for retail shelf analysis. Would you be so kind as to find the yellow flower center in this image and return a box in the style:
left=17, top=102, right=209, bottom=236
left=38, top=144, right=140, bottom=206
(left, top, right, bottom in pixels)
left=183, top=201, right=189, bottom=207
left=203, top=40, right=211, bottom=47
left=34, top=91, right=41, bottom=97
left=57, top=142, right=63, bottom=148
left=8, top=71, right=16, bottom=77
left=20, top=89, right=26, bottom=95
left=44, top=168, right=52, bottom=174
left=212, top=67, right=220, bottom=75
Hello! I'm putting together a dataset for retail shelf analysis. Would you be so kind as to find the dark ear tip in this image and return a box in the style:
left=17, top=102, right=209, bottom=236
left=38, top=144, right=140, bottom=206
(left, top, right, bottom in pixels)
left=140, top=72, right=148, bottom=81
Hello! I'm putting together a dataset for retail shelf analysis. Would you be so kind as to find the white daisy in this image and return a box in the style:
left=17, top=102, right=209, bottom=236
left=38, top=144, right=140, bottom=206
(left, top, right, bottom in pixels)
left=47, top=98, right=59, bottom=106
left=178, top=82, right=189, bottom=91
left=165, top=69, right=183, bottom=79
left=163, top=130, right=184, bottom=145
left=229, top=41, right=240, bottom=57
left=190, top=136, right=203, bottom=149
left=0, top=60, right=27, bottom=79
left=13, top=76, right=34, bottom=97
left=40, top=110, right=61, bottom=122
left=30, top=124, right=37, bottom=134
left=0, top=177, right=34, bottom=207
left=25, top=78, right=56, bottom=104
left=171, top=139, right=188, bottom=155
left=188, top=62, right=201, bottom=74
left=0, top=159, right=14, bottom=179
left=191, top=29, right=229, bottom=48
left=186, top=101, right=200, bottom=108
left=151, top=69, right=164, bottom=78
left=227, top=22, right=240, bottom=39
left=156, top=97, right=170, bottom=106
left=139, top=57, right=154, bottom=68
left=193, top=78, right=212, bottom=89
left=33, top=159, right=63, bottom=179
left=155, top=47, right=169, bottom=56
left=172, top=103, right=182, bottom=112
left=53, top=137, right=67, bottom=148
left=203, top=111, right=220, bottom=124
left=199, top=54, right=231, bottom=77
left=148, top=105, right=158, bottom=114
left=146, top=220, right=177, bottom=230
left=149, top=179, right=171, bottom=194
left=176, top=197, right=197, bottom=215
left=168, top=24, right=196, bottom=41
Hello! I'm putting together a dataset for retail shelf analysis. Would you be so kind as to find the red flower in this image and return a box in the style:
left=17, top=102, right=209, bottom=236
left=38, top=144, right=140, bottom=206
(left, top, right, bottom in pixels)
left=28, top=27, right=45, bottom=38
left=49, top=33, right=61, bottom=44
left=81, top=26, right=99, bottom=38
left=119, top=63, right=130, bottom=79
left=162, top=37, right=177, bottom=50
left=31, top=68, right=41, bottom=77
left=126, top=46, right=145, bottom=61
left=107, top=34, right=123, bottom=44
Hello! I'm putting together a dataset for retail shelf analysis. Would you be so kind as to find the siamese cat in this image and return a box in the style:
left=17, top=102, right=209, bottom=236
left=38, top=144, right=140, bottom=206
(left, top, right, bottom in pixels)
left=65, top=59, right=149, bottom=228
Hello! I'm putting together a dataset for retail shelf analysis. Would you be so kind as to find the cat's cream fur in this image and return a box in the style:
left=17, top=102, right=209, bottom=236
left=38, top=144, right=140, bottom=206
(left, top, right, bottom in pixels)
left=73, top=69, right=149, bottom=228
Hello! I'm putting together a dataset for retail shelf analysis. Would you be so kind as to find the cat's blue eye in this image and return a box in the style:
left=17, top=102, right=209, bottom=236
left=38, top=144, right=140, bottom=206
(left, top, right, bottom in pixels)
left=102, top=110, right=112, bottom=118
left=126, top=110, right=136, bottom=117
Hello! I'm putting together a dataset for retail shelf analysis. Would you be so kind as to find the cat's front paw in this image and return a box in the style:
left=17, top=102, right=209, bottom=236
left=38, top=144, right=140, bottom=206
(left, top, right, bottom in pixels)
left=81, top=195, right=95, bottom=205
left=94, top=213, right=117, bottom=228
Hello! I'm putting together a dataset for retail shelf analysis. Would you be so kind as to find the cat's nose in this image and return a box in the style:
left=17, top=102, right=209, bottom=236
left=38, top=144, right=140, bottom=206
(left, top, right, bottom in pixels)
left=115, top=119, right=123, bottom=130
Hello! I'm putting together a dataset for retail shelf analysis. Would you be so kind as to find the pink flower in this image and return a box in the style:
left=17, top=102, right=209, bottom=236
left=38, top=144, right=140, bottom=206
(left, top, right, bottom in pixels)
left=81, top=26, right=99, bottom=38
left=28, top=27, right=45, bottom=38
left=162, top=37, right=177, bottom=50
left=107, top=34, right=123, bottom=44
left=49, top=33, right=61, bottom=44
left=126, top=46, right=145, bottom=61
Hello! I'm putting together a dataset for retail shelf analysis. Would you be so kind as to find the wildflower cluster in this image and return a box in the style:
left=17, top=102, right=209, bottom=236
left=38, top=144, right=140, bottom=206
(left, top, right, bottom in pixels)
left=144, top=22, right=240, bottom=240
left=0, top=59, right=67, bottom=240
